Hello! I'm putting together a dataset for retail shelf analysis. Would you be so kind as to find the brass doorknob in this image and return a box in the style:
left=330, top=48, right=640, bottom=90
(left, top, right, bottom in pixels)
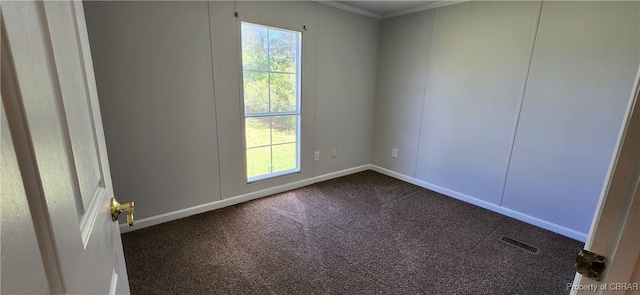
left=110, top=197, right=135, bottom=226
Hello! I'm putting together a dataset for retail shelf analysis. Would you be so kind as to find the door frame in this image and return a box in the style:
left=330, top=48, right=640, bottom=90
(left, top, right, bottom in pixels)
left=571, top=66, right=640, bottom=293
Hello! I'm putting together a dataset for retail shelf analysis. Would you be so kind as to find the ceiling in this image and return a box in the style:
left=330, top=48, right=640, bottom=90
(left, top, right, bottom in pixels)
left=326, top=1, right=464, bottom=19
left=337, top=1, right=439, bottom=16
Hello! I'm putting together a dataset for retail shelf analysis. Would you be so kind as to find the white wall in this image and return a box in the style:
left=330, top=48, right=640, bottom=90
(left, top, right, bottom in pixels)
left=84, top=1, right=378, bottom=221
left=416, top=1, right=541, bottom=204
left=210, top=1, right=317, bottom=198
left=84, top=2, right=222, bottom=221
left=372, top=1, right=639, bottom=241
left=314, top=4, right=378, bottom=176
left=502, top=1, right=640, bottom=234
left=371, top=10, right=434, bottom=177
left=86, top=1, right=639, bottom=240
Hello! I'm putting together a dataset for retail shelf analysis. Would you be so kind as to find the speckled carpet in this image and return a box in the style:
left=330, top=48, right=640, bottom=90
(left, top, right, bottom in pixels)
left=122, top=170, right=583, bottom=294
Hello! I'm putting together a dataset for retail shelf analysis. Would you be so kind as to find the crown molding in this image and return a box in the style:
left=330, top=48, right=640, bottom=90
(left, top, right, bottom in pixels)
left=313, top=0, right=470, bottom=20
left=313, top=0, right=382, bottom=19
left=382, top=0, right=471, bottom=19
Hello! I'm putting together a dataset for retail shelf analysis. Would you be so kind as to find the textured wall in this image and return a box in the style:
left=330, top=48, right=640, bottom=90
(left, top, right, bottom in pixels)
left=416, top=1, right=541, bottom=205
left=502, top=1, right=640, bottom=234
left=314, top=4, right=378, bottom=176
left=85, top=1, right=639, bottom=239
left=372, top=1, right=639, bottom=239
left=371, top=10, right=434, bottom=177
left=84, top=1, right=379, bottom=220
left=85, top=2, right=221, bottom=221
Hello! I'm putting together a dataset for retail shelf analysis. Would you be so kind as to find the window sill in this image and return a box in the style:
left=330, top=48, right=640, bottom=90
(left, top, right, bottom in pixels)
left=247, top=168, right=301, bottom=184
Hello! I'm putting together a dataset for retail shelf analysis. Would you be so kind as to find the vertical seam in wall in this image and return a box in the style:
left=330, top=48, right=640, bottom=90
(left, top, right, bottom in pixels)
left=207, top=1, right=223, bottom=200
left=312, top=2, right=318, bottom=177
left=499, top=1, right=544, bottom=206
left=413, top=9, right=436, bottom=178
left=369, top=18, right=381, bottom=166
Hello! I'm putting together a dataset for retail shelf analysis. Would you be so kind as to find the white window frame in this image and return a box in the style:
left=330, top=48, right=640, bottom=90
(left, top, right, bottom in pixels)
left=240, top=21, right=302, bottom=183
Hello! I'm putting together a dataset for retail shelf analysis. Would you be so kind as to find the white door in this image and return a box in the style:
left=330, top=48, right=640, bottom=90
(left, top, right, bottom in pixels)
left=2, top=1, right=131, bottom=294
left=571, top=68, right=640, bottom=294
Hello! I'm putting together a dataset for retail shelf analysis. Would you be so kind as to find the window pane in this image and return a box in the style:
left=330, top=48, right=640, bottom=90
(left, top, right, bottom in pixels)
left=269, top=29, right=297, bottom=73
left=272, top=115, right=297, bottom=145
left=272, top=143, right=297, bottom=173
left=247, top=146, right=271, bottom=179
left=243, top=71, right=269, bottom=114
left=270, top=73, right=296, bottom=112
left=241, top=23, right=268, bottom=71
left=245, top=117, right=271, bottom=148
left=241, top=22, right=301, bottom=182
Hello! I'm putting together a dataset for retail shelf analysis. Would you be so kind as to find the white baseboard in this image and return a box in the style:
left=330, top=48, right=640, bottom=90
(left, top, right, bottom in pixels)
left=370, top=165, right=587, bottom=242
left=121, top=163, right=587, bottom=242
left=120, top=165, right=370, bottom=233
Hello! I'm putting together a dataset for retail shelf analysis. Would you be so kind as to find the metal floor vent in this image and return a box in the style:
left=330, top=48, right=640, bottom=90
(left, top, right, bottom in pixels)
left=499, top=236, right=538, bottom=254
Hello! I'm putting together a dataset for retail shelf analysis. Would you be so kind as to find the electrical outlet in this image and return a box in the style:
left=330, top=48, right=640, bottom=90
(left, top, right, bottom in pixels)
left=392, top=148, right=398, bottom=158
left=314, top=151, right=320, bottom=161
left=331, top=148, right=336, bottom=158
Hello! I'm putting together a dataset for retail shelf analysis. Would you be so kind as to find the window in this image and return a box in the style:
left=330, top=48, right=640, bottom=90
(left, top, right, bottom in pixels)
left=241, top=22, right=302, bottom=182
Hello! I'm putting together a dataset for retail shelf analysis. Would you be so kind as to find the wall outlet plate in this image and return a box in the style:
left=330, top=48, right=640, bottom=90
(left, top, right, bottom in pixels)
left=392, top=148, right=398, bottom=158
left=314, top=151, right=320, bottom=161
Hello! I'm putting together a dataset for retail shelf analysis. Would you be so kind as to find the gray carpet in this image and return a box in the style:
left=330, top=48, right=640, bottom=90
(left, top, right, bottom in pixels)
left=122, top=170, right=583, bottom=294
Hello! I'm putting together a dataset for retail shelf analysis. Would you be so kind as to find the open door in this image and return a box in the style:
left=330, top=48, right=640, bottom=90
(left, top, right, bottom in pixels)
left=1, top=1, right=132, bottom=294
left=570, top=67, right=640, bottom=294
